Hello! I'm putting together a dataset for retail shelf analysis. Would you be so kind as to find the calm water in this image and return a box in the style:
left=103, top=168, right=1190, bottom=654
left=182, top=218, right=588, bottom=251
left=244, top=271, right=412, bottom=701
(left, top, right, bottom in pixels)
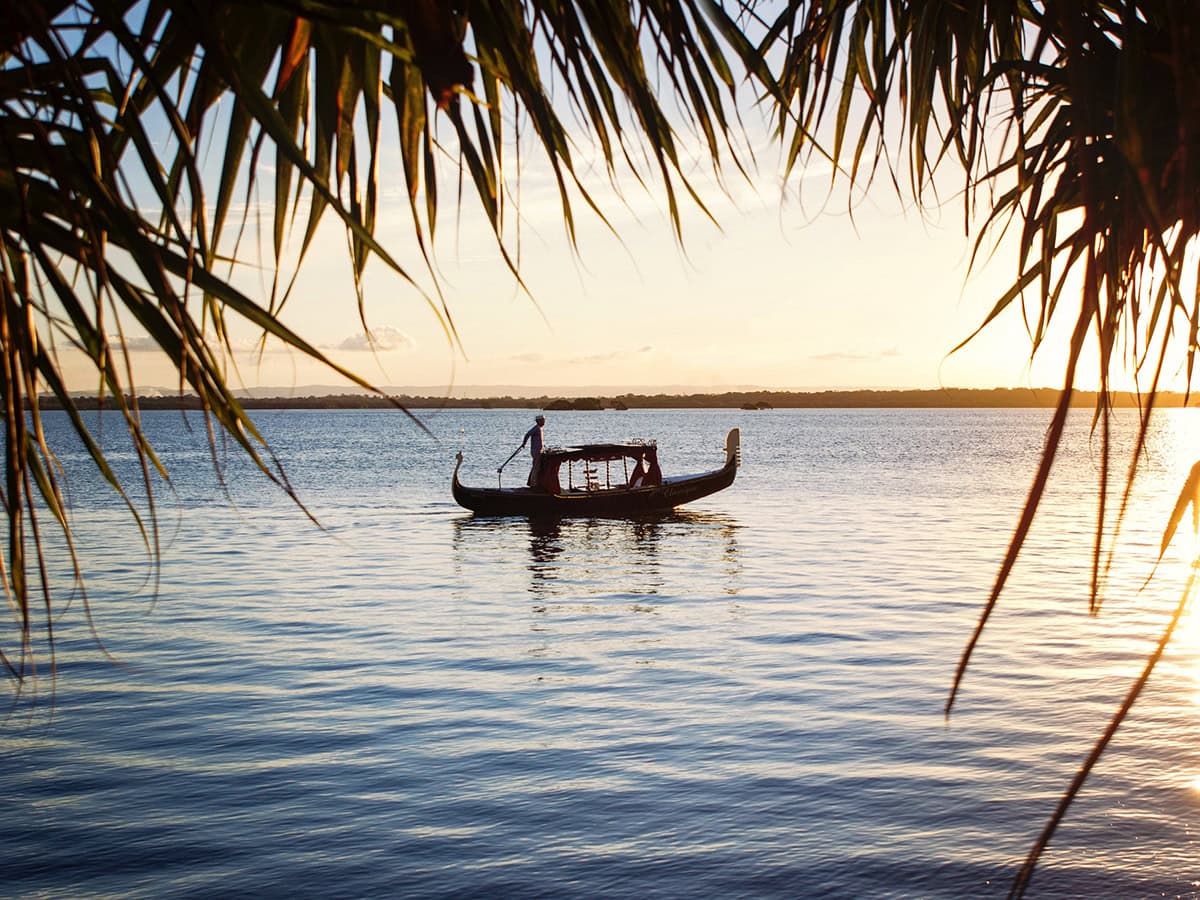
left=4, top=407, right=1200, bottom=898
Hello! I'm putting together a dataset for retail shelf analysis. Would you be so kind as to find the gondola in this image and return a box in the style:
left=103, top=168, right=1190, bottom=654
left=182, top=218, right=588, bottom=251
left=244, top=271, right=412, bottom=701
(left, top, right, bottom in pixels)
left=452, top=428, right=740, bottom=516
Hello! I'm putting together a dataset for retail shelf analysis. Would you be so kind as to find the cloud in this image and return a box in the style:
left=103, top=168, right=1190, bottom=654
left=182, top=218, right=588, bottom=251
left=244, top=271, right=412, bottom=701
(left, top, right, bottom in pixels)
left=332, top=326, right=415, bottom=352
left=505, top=346, right=651, bottom=366
left=811, top=348, right=901, bottom=362
left=111, top=333, right=299, bottom=356
left=569, top=345, right=654, bottom=365
left=118, top=336, right=161, bottom=352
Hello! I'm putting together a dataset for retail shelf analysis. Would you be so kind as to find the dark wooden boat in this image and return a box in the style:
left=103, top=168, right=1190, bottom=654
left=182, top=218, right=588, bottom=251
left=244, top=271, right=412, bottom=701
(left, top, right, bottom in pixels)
left=452, top=428, right=740, bottom=516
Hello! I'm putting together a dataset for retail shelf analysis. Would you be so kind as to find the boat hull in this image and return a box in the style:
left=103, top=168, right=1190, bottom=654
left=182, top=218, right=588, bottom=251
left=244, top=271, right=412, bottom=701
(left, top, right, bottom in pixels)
left=452, top=457, right=737, bottom=517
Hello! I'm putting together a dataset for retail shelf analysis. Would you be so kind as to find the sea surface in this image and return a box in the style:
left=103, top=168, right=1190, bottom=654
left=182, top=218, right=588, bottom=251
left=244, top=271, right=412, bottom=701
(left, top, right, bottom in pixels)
left=4, top=407, right=1200, bottom=898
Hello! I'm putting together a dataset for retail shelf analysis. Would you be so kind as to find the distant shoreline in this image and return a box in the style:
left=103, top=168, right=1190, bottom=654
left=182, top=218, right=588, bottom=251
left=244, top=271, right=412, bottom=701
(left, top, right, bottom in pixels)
left=37, top=387, right=1200, bottom=411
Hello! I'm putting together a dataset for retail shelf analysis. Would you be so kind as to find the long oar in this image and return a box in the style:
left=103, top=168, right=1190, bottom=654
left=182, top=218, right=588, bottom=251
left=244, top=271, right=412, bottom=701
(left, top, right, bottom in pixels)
left=497, top=445, right=523, bottom=487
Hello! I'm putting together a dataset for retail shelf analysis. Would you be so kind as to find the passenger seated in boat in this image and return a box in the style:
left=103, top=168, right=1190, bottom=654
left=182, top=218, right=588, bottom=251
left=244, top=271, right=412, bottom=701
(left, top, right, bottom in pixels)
left=628, top=459, right=645, bottom=488
left=643, top=454, right=662, bottom=486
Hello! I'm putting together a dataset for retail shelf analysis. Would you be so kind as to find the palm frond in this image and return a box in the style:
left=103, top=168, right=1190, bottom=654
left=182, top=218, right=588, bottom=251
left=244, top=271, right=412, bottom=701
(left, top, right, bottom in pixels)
left=0, top=1, right=775, bottom=695
left=767, top=2, right=1200, bottom=893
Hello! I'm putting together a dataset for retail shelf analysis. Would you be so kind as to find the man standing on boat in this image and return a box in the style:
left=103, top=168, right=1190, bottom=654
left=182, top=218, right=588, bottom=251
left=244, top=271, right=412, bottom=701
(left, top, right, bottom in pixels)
left=521, top=414, right=545, bottom=488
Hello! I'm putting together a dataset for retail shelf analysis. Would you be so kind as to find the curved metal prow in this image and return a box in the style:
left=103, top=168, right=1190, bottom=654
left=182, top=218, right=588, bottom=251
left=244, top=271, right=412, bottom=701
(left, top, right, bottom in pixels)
left=725, top=428, right=741, bottom=467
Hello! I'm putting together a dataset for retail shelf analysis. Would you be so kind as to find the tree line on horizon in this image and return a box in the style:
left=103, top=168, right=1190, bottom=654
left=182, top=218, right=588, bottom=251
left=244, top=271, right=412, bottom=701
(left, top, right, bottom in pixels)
left=32, top=387, right=1200, bottom=411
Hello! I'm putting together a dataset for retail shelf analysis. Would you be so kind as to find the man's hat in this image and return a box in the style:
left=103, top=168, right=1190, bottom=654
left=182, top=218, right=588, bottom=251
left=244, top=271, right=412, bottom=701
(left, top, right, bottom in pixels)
left=535, top=414, right=545, bottom=422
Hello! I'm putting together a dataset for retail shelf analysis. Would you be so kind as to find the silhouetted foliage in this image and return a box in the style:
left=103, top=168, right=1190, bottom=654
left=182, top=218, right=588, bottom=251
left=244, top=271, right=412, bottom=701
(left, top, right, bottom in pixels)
left=6, top=3, right=1200, bottom=894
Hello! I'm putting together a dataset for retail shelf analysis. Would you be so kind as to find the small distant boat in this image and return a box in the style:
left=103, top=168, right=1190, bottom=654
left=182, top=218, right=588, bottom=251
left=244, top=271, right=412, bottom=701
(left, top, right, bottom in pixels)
left=453, top=428, right=740, bottom=516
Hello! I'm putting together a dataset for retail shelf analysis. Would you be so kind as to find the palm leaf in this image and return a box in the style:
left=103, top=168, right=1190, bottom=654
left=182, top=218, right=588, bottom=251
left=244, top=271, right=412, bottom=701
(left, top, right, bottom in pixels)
left=1, top=1, right=780, bottom=696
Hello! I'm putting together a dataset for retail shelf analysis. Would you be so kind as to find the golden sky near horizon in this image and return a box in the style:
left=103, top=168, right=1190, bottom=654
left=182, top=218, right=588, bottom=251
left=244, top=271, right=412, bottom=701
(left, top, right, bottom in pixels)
left=56, top=88, right=1175, bottom=397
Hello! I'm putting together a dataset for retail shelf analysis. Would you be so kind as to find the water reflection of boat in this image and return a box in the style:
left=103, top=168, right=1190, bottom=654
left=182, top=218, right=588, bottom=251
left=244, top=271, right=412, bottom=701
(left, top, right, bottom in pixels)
left=449, top=510, right=742, bottom=603
left=452, top=429, right=739, bottom=517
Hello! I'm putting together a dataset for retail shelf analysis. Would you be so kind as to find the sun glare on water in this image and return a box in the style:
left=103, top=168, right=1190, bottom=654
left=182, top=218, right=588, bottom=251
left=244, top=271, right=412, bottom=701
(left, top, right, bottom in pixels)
left=1152, top=409, right=1200, bottom=561
left=1160, top=414, right=1200, bottom=796
left=1103, top=408, right=1200, bottom=798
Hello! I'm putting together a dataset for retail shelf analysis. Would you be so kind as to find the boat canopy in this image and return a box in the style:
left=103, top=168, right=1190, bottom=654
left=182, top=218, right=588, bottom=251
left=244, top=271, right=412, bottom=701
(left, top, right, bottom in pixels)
left=535, top=441, right=661, bottom=493
left=541, top=442, right=656, bottom=464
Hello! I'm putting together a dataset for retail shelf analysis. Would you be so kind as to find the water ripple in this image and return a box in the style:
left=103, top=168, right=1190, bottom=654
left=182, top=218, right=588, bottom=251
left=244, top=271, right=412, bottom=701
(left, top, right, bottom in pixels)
left=5, top=408, right=1200, bottom=897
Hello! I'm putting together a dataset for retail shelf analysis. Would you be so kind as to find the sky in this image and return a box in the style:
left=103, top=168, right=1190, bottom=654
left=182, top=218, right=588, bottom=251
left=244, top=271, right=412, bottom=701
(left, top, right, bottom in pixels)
left=54, top=35, right=1142, bottom=398
left=81, top=148, right=1078, bottom=398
